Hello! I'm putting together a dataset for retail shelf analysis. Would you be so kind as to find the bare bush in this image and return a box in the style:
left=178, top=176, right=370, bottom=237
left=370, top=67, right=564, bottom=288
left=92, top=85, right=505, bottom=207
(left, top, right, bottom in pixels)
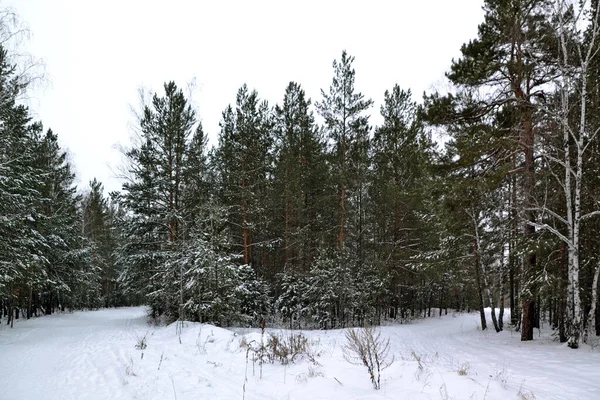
left=135, top=332, right=148, bottom=350
left=241, top=331, right=321, bottom=384
left=342, top=327, right=394, bottom=390
left=267, top=332, right=310, bottom=365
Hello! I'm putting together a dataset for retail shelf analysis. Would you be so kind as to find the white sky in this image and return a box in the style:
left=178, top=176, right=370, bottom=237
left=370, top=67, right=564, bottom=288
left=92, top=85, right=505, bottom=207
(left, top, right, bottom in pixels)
left=6, top=0, right=484, bottom=194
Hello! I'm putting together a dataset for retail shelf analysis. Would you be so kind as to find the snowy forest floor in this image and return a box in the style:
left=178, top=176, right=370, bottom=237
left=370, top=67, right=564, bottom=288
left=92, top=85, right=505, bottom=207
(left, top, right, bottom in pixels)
left=0, top=307, right=598, bottom=400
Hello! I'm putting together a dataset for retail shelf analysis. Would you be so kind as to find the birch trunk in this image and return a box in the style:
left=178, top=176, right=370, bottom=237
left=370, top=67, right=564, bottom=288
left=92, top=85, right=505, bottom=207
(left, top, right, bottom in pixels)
left=545, top=0, right=600, bottom=348
left=474, top=215, right=500, bottom=333
left=584, top=260, right=600, bottom=344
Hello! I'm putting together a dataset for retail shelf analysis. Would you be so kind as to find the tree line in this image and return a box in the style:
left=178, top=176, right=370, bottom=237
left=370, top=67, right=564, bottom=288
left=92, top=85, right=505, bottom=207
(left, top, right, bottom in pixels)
left=1, top=0, right=600, bottom=349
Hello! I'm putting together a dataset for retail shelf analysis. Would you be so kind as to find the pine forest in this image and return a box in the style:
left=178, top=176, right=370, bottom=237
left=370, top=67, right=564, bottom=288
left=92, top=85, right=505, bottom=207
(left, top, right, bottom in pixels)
left=3, top=0, right=600, bottom=352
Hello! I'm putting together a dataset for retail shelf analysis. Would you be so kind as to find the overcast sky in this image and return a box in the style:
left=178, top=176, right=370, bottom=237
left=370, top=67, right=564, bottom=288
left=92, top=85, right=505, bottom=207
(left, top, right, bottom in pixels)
left=6, top=0, right=484, bottom=194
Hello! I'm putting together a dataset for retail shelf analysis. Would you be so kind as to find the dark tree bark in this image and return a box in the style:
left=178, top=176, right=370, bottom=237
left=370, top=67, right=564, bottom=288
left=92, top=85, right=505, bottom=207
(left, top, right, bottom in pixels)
left=474, top=237, right=487, bottom=331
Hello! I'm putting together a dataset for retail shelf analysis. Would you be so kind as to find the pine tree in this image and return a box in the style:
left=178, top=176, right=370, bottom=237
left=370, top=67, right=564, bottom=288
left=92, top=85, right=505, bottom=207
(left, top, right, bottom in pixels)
left=272, top=81, right=327, bottom=275
left=426, top=0, right=556, bottom=341
left=34, top=129, right=98, bottom=311
left=214, top=85, right=274, bottom=274
left=0, top=33, right=103, bottom=320
left=316, top=50, right=373, bottom=251
left=82, top=179, right=119, bottom=307
left=181, top=123, right=210, bottom=239
left=370, top=85, right=433, bottom=318
left=120, top=81, right=198, bottom=320
left=275, top=270, right=308, bottom=329
left=0, top=44, right=46, bottom=322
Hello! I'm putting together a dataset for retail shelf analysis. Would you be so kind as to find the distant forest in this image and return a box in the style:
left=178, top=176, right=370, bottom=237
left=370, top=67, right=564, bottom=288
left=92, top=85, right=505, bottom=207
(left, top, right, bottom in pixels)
left=2, top=1, right=600, bottom=349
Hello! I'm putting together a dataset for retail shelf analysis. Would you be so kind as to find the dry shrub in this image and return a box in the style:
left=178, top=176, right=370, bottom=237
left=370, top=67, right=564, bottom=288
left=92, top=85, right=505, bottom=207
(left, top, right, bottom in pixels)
left=457, top=362, right=470, bottom=376
left=342, top=327, right=394, bottom=390
left=135, top=332, right=148, bottom=350
left=267, top=332, right=309, bottom=365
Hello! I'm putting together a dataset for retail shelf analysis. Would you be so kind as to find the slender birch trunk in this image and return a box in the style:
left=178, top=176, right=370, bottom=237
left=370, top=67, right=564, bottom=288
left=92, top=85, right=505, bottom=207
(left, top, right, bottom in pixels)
left=584, top=260, right=600, bottom=344
left=473, top=212, right=500, bottom=332
left=553, top=0, right=600, bottom=348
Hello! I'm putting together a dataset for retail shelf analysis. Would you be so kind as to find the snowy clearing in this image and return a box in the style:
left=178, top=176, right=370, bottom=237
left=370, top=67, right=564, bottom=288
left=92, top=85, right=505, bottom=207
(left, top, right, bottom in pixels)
left=1, top=307, right=598, bottom=400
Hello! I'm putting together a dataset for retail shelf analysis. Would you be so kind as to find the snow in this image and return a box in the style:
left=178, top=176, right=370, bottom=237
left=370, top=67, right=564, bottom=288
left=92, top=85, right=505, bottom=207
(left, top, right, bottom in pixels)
left=1, top=307, right=599, bottom=400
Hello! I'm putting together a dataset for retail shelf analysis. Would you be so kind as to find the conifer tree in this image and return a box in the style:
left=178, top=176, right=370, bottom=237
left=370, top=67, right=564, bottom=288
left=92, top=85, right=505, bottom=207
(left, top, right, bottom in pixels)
left=120, top=81, right=197, bottom=320
left=0, top=44, right=46, bottom=321
left=82, top=179, right=119, bottom=307
left=425, top=0, right=555, bottom=341
left=34, top=129, right=98, bottom=311
left=214, top=85, right=273, bottom=274
left=272, top=82, right=327, bottom=275
left=316, top=51, right=373, bottom=252
left=181, top=123, right=210, bottom=239
left=371, top=85, right=432, bottom=318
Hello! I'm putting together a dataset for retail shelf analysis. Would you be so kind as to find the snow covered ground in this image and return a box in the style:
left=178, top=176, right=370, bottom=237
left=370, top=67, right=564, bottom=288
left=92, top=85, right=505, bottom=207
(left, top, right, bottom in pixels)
left=1, top=307, right=598, bottom=400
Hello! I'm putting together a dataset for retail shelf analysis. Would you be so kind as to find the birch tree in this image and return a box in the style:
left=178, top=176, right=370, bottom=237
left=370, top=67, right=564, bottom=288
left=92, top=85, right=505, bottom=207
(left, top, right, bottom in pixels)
left=533, top=0, right=600, bottom=348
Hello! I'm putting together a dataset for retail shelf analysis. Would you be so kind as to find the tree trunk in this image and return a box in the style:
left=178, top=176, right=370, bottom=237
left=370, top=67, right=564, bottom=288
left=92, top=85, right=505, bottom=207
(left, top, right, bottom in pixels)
left=338, top=184, right=345, bottom=249
left=509, top=250, right=516, bottom=325
left=168, top=146, right=177, bottom=243
left=284, top=195, right=289, bottom=268
left=6, top=296, right=11, bottom=326
left=509, top=168, right=520, bottom=327
left=522, top=297, right=535, bottom=340
left=473, top=235, right=487, bottom=331
left=242, top=175, right=250, bottom=266
left=479, top=243, right=500, bottom=333
left=27, top=286, right=32, bottom=320
left=339, top=133, right=346, bottom=249
left=521, top=107, right=536, bottom=341
left=559, top=296, right=568, bottom=343
left=584, top=259, right=600, bottom=344
left=34, top=293, right=39, bottom=317
left=499, top=265, right=505, bottom=331
left=46, top=292, right=53, bottom=315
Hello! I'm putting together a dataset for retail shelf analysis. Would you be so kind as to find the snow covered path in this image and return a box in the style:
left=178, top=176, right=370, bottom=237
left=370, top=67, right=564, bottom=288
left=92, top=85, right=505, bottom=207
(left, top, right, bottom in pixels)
left=0, top=308, right=146, bottom=400
left=1, top=307, right=599, bottom=400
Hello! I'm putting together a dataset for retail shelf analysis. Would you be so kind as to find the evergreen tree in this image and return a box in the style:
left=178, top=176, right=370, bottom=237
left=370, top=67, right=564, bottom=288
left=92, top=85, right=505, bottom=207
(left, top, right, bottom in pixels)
left=181, top=123, right=210, bottom=239
left=316, top=50, right=373, bottom=252
left=272, top=82, right=328, bottom=275
left=82, top=178, right=120, bottom=307
left=425, top=0, right=556, bottom=341
left=275, top=270, right=309, bottom=329
left=0, top=35, right=102, bottom=321
left=0, top=44, right=46, bottom=322
left=370, top=85, right=433, bottom=318
left=214, top=85, right=274, bottom=275
left=34, top=129, right=98, bottom=311
left=120, top=81, right=197, bottom=320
